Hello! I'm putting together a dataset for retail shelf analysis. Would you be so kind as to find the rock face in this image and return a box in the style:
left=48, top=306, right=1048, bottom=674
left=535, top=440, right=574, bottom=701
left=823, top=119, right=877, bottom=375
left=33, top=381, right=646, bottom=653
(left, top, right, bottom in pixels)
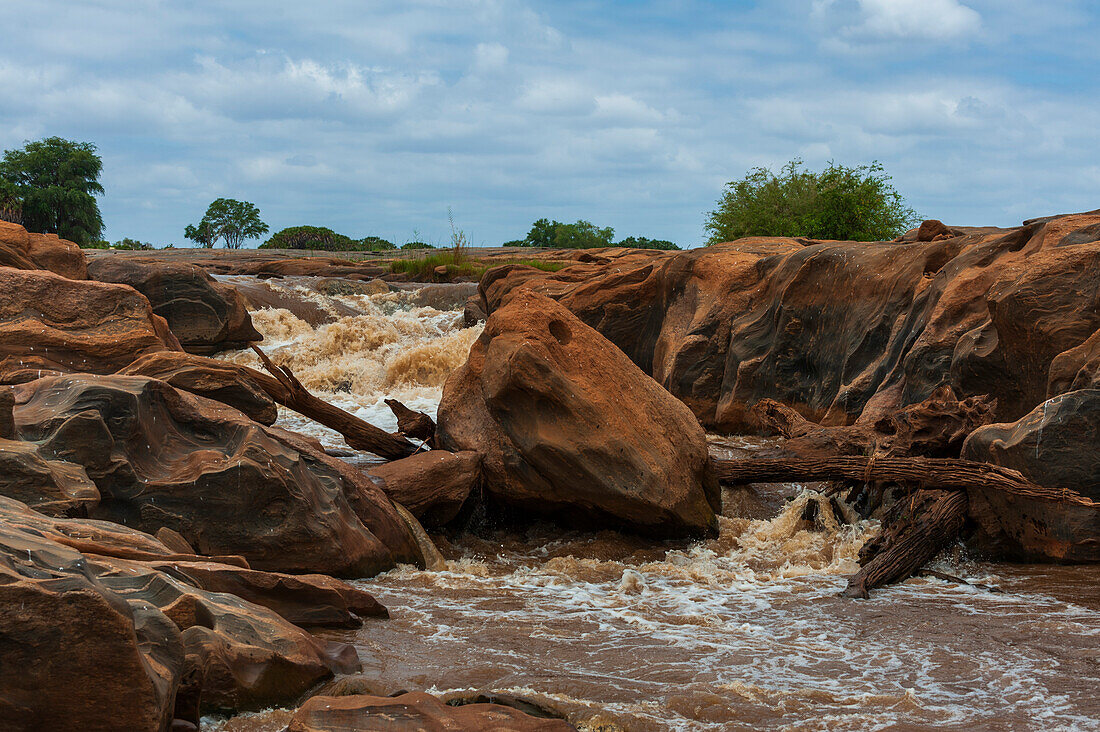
left=475, top=211, right=1100, bottom=436
left=11, top=374, right=422, bottom=576
left=367, top=450, right=481, bottom=526
left=286, top=692, right=577, bottom=732
left=437, top=291, right=720, bottom=538
left=0, top=267, right=177, bottom=384
left=0, top=220, right=88, bottom=279
left=118, top=351, right=278, bottom=425
left=87, top=257, right=261, bottom=354
left=0, top=495, right=363, bottom=728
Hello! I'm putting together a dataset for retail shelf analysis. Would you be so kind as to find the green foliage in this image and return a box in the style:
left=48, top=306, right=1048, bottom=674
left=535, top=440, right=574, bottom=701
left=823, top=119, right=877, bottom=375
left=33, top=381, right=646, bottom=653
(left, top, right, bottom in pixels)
left=507, top=218, right=615, bottom=248
left=0, top=177, right=21, bottom=224
left=616, top=236, right=680, bottom=251
left=704, top=159, right=919, bottom=244
left=401, top=241, right=435, bottom=250
left=261, top=225, right=350, bottom=250
left=84, top=237, right=153, bottom=250
left=0, top=137, right=104, bottom=244
left=358, top=236, right=395, bottom=251
left=187, top=198, right=269, bottom=249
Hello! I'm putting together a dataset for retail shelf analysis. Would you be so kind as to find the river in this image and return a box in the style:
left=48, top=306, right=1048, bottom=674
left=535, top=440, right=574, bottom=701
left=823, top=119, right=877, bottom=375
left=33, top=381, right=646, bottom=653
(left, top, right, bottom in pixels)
left=206, top=276, right=1100, bottom=732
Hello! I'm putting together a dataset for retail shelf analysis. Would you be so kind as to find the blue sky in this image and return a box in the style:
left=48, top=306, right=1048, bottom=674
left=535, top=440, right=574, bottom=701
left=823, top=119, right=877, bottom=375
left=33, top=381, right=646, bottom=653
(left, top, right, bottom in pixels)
left=2, top=0, right=1097, bottom=247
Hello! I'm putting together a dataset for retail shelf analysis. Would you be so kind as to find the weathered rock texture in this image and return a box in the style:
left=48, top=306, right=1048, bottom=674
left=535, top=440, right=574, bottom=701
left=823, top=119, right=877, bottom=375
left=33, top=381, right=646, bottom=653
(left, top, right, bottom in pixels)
left=367, top=450, right=481, bottom=526
left=87, top=257, right=261, bottom=354
left=475, top=211, right=1100, bottom=440
left=0, top=496, right=364, bottom=728
left=0, top=220, right=88, bottom=279
left=10, top=374, right=422, bottom=576
left=438, top=290, right=720, bottom=538
left=286, top=692, right=577, bottom=732
left=0, top=267, right=177, bottom=384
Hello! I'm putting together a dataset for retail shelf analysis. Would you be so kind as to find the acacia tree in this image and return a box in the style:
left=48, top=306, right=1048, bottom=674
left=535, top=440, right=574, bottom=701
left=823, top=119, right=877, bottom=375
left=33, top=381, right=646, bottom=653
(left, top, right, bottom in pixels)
left=186, top=198, right=268, bottom=249
left=0, top=137, right=104, bottom=244
left=704, top=159, right=919, bottom=243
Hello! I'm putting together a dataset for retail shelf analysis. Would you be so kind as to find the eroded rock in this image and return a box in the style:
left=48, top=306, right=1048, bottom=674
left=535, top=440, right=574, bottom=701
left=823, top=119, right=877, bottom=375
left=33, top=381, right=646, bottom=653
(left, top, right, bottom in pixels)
left=368, top=450, right=481, bottom=526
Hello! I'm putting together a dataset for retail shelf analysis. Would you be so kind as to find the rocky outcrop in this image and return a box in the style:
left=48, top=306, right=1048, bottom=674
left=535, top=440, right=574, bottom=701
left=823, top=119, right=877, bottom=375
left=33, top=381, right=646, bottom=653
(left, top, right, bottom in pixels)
left=0, top=220, right=87, bottom=279
left=475, top=211, right=1100, bottom=434
left=367, top=450, right=481, bottom=526
left=0, top=266, right=177, bottom=384
left=10, top=374, right=422, bottom=576
left=87, top=257, right=261, bottom=354
left=117, top=351, right=278, bottom=425
left=286, top=692, right=577, bottom=732
left=0, top=495, right=363, bottom=727
left=438, top=291, right=720, bottom=538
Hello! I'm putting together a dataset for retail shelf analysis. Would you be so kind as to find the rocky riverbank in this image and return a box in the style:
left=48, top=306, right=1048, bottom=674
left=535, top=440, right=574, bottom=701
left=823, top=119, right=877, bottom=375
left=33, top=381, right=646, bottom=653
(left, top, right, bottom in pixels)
left=1, top=213, right=1098, bottom=730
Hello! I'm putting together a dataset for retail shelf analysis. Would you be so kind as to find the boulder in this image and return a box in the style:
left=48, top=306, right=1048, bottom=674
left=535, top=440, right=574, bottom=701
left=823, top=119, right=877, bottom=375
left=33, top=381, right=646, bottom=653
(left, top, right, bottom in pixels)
left=437, top=291, right=719, bottom=538
left=0, top=267, right=176, bottom=384
left=286, top=692, right=576, bottom=732
left=0, top=220, right=88, bottom=279
left=368, top=450, right=481, bottom=526
left=87, top=257, right=261, bottom=354
left=11, top=374, right=422, bottom=576
left=0, top=436, right=99, bottom=516
left=117, top=351, right=279, bottom=425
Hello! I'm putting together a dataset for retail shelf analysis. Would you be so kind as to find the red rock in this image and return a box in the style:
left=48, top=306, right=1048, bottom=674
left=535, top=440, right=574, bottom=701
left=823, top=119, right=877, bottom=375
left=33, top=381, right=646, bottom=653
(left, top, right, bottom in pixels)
left=368, top=450, right=481, bottom=526
left=286, top=692, right=576, bottom=731
left=438, top=291, right=719, bottom=538
left=0, top=220, right=88, bottom=279
left=0, top=267, right=175, bottom=384
left=87, top=257, right=261, bottom=354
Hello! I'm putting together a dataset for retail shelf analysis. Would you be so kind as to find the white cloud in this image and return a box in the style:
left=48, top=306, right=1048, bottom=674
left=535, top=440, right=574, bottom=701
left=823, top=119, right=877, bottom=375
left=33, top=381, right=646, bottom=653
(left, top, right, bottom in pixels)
left=850, top=0, right=981, bottom=39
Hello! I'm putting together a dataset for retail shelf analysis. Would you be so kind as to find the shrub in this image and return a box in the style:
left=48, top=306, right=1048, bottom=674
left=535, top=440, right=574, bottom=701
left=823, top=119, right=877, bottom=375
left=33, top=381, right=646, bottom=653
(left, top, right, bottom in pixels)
left=616, top=236, right=680, bottom=251
left=704, top=159, right=919, bottom=244
left=261, top=225, right=351, bottom=250
left=401, top=241, right=435, bottom=250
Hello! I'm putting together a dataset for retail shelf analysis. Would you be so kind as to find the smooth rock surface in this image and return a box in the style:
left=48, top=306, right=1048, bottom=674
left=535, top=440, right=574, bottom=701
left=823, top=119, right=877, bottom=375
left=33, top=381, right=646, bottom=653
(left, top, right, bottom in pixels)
left=368, top=450, right=481, bottom=526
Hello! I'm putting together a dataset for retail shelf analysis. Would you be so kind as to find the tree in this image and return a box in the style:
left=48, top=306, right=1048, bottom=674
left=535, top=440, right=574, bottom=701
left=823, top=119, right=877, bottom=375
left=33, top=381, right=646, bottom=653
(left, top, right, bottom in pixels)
left=0, top=137, right=104, bottom=244
left=704, top=159, right=919, bottom=244
left=0, top=177, right=21, bottom=225
left=510, top=218, right=616, bottom=249
left=187, top=198, right=268, bottom=249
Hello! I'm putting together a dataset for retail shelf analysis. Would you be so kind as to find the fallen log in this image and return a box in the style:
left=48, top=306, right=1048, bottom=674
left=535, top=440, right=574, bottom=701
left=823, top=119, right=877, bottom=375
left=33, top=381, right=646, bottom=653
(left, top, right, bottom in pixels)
left=385, top=398, right=437, bottom=445
left=842, top=489, right=968, bottom=598
left=713, top=454, right=1094, bottom=506
left=248, top=344, right=417, bottom=460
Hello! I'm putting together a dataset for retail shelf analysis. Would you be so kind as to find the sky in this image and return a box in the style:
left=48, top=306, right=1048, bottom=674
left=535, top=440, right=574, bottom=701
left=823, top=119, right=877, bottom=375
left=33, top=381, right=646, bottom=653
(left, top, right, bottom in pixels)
left=1, top=0, right=1097, bottom=247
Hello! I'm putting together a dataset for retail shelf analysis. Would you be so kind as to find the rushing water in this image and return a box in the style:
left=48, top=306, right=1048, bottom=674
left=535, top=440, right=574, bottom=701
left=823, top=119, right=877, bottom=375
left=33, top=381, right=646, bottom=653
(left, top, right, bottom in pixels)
left=208, top=276, right=1100, bottom=732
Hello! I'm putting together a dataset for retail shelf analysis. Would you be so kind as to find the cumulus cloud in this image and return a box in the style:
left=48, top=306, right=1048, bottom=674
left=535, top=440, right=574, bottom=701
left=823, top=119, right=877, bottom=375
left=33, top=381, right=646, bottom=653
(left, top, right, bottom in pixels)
left=852, top=0, right=982, bottom=38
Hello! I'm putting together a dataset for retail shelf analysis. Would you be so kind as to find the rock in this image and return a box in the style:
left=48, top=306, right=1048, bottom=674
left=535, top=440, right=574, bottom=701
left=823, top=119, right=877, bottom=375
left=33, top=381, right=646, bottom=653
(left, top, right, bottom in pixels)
left=368, top=450, right=481, bottom=526
left=12, top=374, right=422, bottom=576
left=464, top=293, right=487, bottom=326
left=0, top=220, right=88, bottom=279
left=0, top=436, right=99, bottom=516
left=87, top=257, right=261, bottom=354
left=0, top=495, right=363, bottom=724
left=0, top=266, right=176, bottom=384
left=314, top=277, right=391, bottom=296
left=963, top=389, right=1100, bottom=501
left=437, top=291, right=719, bottom=538
left=117, top=351, right=279, bottom=425
left=286, top=692, right=577, bottom=732
left=148, top=560, right=388, bottom=627
left=916, top=219, right=953, bottom=242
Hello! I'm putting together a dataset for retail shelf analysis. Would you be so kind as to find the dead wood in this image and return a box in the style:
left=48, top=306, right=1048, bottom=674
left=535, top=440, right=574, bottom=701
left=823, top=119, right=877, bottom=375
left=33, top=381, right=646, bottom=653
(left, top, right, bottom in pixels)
left=248, top=344, right=417, bottom=460
left=385, top=398, right=437, bottom=445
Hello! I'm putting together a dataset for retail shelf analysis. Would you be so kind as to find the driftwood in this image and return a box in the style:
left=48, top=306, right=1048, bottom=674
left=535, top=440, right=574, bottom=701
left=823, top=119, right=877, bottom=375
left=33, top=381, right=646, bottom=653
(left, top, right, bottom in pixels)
left=385, top=398, right=437, bottom=445
left=248, top=345, right=417, bottom=460
left=842, top=489, right=968, bottom=598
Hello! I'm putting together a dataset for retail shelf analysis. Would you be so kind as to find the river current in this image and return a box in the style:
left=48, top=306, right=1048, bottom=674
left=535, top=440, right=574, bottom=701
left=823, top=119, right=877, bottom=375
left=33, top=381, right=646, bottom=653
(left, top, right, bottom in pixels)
left=207, top=276, right=1100, bottom=732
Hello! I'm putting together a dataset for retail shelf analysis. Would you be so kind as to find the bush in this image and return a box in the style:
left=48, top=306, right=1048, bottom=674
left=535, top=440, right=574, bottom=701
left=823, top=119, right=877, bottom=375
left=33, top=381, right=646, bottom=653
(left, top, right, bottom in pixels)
left=616, top=236, right=680, bottom=251
left=704, top=159, right=919, bottom=244
left=358, top=236, right=395, bottom=251
left=261, top=225, right=351, bottom=250
left=506, top=220, right=679, bottom=250
left=401, top=241, right=435, bottom=250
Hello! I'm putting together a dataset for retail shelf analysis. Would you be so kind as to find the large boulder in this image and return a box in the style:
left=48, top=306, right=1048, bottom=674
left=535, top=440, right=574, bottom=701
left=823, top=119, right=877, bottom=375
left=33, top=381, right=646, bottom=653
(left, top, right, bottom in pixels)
left=117, top=351, right=278, bottom=425
left=0, top=267, right=177, bottom=384
left=286, top=692, right=576, bottom=732
left=367, top=450, right=481, bottom=526
left=11, top=374, right=422, bottom=576
left=87, top=257, right=261, bottom=354
left=0, top=220, right=87, bottom=279
left=437, top=291, right=719, bottom=538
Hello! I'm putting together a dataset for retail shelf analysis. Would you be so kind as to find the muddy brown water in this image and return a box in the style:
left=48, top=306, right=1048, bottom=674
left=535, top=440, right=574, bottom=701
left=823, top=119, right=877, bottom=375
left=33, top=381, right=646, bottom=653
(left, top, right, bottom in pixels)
left=206, top=279, right=1100, bottom=732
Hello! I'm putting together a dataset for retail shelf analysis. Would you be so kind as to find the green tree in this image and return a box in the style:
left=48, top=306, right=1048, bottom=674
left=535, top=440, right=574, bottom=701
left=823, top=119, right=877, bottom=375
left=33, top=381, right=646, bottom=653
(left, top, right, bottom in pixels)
left=616, top=235, right=680, bottom=251
left=0, top=177, right=21, bottom=225
left=511, top=218, right=616, bottom=249
left=0, top=137, right=104, bottom=244
left=184, top=220, right=218, bottom=248
left=704, top=159, right=919, bottom=244
left=188, top=198, right=269, bottom=249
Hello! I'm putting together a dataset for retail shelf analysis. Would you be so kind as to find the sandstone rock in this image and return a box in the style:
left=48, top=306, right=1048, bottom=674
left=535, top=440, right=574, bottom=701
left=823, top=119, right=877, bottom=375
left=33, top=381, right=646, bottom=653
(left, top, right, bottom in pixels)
left=0, top=266, right=175, bottom=384
left=437, top=291, right=719, bottom=538
left=464, top=293, right=487, bottom=326
left=0, top=220, right=88, bottom=279
left=12, top=374, right=421, bottom=576
left=87, top=257, right=261, bottom=354
left=0, top=436, right=99, bottom=516
left=314, top=277, right=391, bottom=296
left=368, top=450, right=481, bottom=526
left=286, top=692, right=577, bottom=732
left=118, top=351, right=279, bottom=425
left=916, top=219, right=952, bottom=241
